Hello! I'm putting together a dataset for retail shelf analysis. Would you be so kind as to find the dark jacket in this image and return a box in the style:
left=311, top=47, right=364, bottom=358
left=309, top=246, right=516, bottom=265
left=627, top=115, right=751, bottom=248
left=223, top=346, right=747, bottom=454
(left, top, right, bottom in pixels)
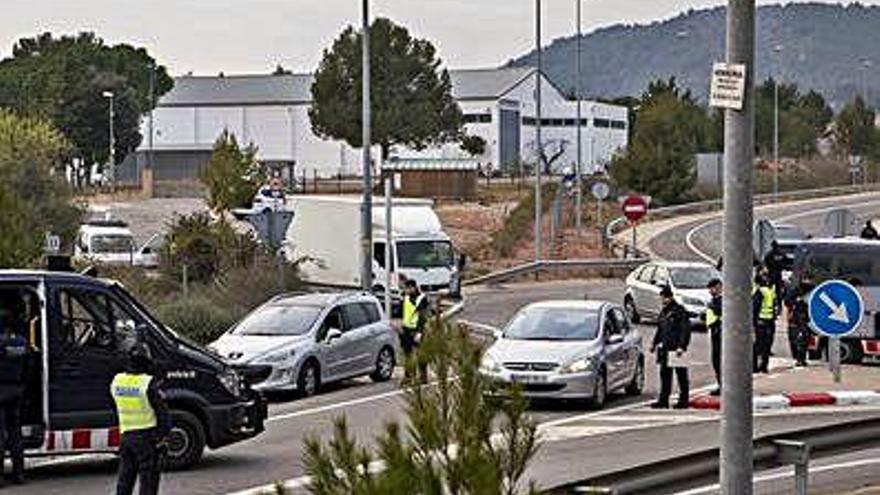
left=764, top=249, right=787, bottom=283
left=653, top=301, right=691, bottom=364
left=410, top=293, right=430, bottom=334
left=0, top=329, right=27, bottom=388
left=146, top=377, right=171, bottom=439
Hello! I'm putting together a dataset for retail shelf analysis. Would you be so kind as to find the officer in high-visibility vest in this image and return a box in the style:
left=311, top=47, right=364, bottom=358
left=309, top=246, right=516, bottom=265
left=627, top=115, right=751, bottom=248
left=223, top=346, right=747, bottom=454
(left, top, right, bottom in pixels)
left=111, top=343, right=170, bottom=495
left=752, top=269, right=777, bottom=374
left=705, top=278, right=723, bottom=396
left=400, top=278, right=428, bottom=359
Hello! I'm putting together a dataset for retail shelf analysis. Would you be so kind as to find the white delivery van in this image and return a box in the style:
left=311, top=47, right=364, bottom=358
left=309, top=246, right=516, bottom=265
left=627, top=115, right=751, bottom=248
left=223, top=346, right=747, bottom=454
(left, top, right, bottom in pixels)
left=284, top=196, right=459, bottom=296
left=73, top=220, right=162, bottom=268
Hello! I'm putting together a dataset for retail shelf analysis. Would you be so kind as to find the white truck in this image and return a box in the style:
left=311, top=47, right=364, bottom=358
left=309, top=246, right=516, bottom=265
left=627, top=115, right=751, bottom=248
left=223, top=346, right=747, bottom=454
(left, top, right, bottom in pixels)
left=73, top=220, right=162, bottom=268
left=283, top=196, right=460, bottom=296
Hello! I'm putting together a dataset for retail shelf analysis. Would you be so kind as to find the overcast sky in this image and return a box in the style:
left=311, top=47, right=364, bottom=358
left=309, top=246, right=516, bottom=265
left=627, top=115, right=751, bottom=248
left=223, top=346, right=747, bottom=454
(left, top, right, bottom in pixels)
left=0, top=1, right=871, bottom=75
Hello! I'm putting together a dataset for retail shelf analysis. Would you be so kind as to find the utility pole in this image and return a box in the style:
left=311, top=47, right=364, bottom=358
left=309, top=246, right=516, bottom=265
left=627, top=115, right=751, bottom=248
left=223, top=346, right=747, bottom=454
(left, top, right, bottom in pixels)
left=148, top=64, right=155, bottom=172
left=721, top=1, right=756, bottom=494
left=360, top=0, right=374, bottom=291
left=534, top=0, right=543, bottom=261
left=772, top=44, right=783, bottom=201
left=575, top=0, right=583, bottom=233
left=102, top=91, right=116, bottom=188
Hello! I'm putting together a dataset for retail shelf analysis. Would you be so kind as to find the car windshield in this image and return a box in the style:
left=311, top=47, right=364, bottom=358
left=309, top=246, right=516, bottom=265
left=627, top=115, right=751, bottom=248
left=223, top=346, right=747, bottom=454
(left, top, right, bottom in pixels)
left=503, top=307, right=599, bottom=341
left=231, top=303, right=322, bottom=336
left=775, top=225, right=806, bottom=241
left=670, top=267, right=718, bottom=289
left=92, top=234, right=134, bottom=254
left=397, top=240, right=454, bottom=269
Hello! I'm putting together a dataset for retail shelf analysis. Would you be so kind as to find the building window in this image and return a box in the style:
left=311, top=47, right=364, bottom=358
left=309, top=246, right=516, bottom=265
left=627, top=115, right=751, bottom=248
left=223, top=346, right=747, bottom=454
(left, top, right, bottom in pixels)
left=464, top=113, right=492, bottom=124
left=593, top=118, right=612, bottom=128
left=610, top=120, right=627, bottom=130
left=522, top=117, right=537, bottom=126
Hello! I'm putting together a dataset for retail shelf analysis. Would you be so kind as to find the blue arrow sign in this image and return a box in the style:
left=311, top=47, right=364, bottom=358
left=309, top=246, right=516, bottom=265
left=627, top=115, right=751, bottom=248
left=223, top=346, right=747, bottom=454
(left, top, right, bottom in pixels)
left=808, top=280, right=865, bottom=337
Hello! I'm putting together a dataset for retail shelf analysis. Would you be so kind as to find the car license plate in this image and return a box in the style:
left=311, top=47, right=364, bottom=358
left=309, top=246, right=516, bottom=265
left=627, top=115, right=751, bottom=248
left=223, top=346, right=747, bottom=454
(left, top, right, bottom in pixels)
left=510, top=373, right=547, bottom=384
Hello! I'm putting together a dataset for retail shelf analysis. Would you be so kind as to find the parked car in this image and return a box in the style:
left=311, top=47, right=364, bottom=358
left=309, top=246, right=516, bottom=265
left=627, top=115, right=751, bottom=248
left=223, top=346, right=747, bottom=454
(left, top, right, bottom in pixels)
left=624, top=261, right=719, bottom=327
left=479, top=300, right=644, bottom=408
left=211, top=292, right=397, bottom=396
left=73, top=220, right=162, bottom=268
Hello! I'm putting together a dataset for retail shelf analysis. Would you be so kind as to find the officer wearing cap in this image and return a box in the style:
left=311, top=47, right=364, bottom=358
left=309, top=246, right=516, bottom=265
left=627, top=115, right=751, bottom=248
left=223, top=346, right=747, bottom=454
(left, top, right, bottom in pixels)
left=651, top=286, right=691, bottom=409
left=111, top=343, right=170, bottom=495
left=705, top=279, right=723, bottom=396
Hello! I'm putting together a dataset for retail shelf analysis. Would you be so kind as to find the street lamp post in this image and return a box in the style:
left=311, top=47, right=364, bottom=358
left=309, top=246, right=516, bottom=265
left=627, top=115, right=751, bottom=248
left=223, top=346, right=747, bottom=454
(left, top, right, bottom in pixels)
left=102, top=91, right=115, bottom=189
left=534, top=0, right=543, bottom=262
left=574, top=0, right=583, bottom=234
left=360, top=0, right=374, bottom=291
left=773, top=44, right=784, bottom=201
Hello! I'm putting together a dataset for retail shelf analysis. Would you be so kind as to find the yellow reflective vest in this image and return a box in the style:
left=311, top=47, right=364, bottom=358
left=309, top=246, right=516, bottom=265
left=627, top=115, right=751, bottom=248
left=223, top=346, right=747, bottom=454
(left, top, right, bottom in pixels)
left=402, top=294, right=426, bottom=330
left=752, top=285, right=776, bottom=321
left=111, top=373, right=157, bottom=434
left=706, top=307, right=719, bottom=327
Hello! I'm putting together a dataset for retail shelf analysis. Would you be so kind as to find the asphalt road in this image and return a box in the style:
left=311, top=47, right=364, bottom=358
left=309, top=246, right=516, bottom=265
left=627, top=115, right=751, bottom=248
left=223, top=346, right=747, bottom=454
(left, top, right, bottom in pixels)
left=648, top=191, right=880, bottom=262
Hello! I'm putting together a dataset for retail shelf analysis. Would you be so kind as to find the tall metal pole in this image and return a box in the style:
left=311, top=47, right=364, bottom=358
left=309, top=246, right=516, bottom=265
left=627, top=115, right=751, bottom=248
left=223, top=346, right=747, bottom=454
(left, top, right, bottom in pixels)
left=108, top=93, right=116, bottom=187
left=721, top=1, right=756, bottom=494
left=773, top=79, right=779, bottom=200
left=534, top=0, right=543, bottom=261
left=360, top=0, right=374, bottom=291
left=574, top=0, right=583, bottom=233
left=384, top=177, right=393, bottom=319
left=148, top=65, right=155, bottom=172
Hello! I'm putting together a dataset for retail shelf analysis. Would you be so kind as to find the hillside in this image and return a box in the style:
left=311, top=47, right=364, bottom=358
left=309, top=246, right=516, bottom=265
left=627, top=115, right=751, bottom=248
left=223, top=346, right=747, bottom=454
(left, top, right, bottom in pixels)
left=509, top=2, right=880, bottom=108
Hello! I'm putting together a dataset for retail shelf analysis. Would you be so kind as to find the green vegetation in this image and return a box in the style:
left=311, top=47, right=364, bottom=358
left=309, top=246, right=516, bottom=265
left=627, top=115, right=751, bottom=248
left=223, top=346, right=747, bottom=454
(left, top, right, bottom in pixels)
left=303, top=318, right=539, bottom=495
left=200, top=131, right=266, bottom=213
left=0, top=32, right=172, bottom=179
left=0, top=110, right=82, bottom=267
left=834, top=96, right=879, bottom=159
left=755, top=79, right=832, bottom=157
left=310, top=18, right=463, bottom=159
left=490, top=182, right=558, bottom=258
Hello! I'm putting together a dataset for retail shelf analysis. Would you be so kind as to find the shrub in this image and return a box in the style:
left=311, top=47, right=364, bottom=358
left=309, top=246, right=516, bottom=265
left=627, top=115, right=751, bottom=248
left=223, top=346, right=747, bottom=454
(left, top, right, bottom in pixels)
left=201, top=131, right=266, bottom=213
left=490, top=182, right=557, bottom=258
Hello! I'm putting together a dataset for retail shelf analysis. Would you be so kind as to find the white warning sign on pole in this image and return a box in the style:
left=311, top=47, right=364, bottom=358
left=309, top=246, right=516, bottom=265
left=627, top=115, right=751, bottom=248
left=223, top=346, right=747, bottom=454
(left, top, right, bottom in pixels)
left=709, top=62, right=747, bottom=111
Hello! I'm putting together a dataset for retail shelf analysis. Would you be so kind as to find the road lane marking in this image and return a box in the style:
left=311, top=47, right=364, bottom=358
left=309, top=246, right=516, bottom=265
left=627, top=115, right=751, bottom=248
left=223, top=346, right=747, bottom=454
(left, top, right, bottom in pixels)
left=684, top=219, right=718, bottom=263
left=673, top=457, right=880, bottom=495
left=267, top=388, right=405, bottom=424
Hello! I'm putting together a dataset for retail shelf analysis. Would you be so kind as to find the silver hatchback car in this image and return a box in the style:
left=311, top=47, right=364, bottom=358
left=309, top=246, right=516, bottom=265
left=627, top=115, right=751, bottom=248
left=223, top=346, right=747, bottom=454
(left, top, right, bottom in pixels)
left=211, top=292, right=397, bottom=397
left=479, top=301, right=644, bottom=408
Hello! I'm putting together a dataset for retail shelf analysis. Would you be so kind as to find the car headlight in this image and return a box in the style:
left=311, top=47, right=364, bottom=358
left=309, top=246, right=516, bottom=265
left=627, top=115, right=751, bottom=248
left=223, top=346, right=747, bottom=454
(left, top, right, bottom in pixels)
left=680, top=296, right=705, bottom=307
left=480, top=354, right=502, bottom=374
left=560, top=357, right=594, bottom=374
left=219, top=369, right=241, bottom=396
left=257, top=348, right=297, bottom=364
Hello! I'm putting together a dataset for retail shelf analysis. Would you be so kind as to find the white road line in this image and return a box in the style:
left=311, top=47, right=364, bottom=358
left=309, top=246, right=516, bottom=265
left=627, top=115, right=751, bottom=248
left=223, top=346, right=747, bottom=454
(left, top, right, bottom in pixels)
left=267, top=388, right=405, bottom=423
left=684, top=219, right=719, bottom=263
left=673, top=457, right=880, bottom=495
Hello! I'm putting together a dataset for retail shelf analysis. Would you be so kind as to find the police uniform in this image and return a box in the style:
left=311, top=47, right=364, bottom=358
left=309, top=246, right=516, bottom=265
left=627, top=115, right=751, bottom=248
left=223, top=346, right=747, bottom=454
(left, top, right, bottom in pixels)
left=111, top=349, right=170, bottom=495
left=0, top=327, right=27, bottom=485
left=787, top=291, right=810, bottom=366
left=652, top=297, right=691, bottom=409
left=752, top=283, right=777, bottom=373
left=706, top=294, right=722, bottom=390
left=400, top=292, right=427, bottom=357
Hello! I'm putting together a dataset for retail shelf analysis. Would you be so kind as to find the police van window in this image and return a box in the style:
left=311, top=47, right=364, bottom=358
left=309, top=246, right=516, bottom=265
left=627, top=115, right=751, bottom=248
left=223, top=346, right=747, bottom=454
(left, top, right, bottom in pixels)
left=58, top=289, right=137, bottom=353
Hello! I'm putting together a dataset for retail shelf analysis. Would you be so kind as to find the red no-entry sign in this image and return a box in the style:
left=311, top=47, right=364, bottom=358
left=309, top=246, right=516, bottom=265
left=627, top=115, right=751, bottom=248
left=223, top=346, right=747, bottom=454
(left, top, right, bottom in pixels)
left=622, top=195, right=648, bottom=223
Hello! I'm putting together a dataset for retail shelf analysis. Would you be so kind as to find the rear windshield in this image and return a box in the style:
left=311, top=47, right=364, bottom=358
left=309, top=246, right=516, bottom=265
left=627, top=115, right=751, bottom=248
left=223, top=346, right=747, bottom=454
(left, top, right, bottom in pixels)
left=799, top=247, right=880, bottom=286
left=670, top=266, right=719, bottom=289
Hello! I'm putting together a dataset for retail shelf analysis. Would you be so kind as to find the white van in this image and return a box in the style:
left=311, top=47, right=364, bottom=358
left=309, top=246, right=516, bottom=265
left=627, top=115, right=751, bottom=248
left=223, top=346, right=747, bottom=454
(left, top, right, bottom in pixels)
left=284, top=196, right=459, bottom=296
left=73, top=221, right=161, bottom=268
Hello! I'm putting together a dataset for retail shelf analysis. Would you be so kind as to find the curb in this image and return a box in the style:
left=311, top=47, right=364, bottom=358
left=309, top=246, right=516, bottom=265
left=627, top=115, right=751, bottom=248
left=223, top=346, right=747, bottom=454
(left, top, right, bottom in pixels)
left=690, top=390, right=880, bottom=411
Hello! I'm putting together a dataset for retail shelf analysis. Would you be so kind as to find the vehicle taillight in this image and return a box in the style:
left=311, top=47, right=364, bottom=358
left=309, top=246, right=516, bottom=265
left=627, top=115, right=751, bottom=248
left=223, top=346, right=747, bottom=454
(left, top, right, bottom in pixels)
left=807, top=335, right=818, bottom=350
left=862, top=340, right=880, bottom=356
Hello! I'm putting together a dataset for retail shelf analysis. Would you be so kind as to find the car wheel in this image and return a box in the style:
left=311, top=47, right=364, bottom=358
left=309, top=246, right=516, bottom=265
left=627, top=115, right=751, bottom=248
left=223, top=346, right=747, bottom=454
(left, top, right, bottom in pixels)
left=839, top=341, right=863, bottom=365
left=297, top=360, right=321, bottom=398
left=625, top=297, right=641, bottom=324
left=371, top=346, right=396, bottom=382
left=163, top=410, right=206, bottom=471
left=590, top=369, right=607, bottom=410
left=625, top=358, right=645, bottom=396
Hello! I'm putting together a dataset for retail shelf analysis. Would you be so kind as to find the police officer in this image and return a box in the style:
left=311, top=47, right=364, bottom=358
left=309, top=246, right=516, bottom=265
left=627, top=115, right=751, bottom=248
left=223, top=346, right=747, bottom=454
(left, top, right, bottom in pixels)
left=651, top=286, right=691, bottom=409
left=0, top=305, right=28, bottom=486
left=705, top=279, right=723, bottom=396
left=753, top=269, right=777, bottom=373
left=763, top=241, right=787, bottom=307
left=787, top=281, right=813, bottom=367
left=400, top=278, right=428, bottom=360
left=111, top=343, right=170, bottom=495
left=861, top=220, right=878, bottom=240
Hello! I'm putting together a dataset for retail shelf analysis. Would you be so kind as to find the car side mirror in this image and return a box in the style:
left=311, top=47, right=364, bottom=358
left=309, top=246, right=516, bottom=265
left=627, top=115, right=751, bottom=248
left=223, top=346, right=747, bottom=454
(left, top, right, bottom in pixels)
left=325, top=328, right=343, bottom=343
left=606, top=333, right=624, bottom=345
left=492, top=329, right=503, bottom=340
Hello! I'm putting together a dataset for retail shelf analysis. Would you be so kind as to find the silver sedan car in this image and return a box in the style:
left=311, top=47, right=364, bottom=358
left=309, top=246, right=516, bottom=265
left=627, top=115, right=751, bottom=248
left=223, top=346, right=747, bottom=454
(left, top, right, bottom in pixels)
left=211, top=292, right=397, bottom=397
left=479, top=300, right=644, bottom=408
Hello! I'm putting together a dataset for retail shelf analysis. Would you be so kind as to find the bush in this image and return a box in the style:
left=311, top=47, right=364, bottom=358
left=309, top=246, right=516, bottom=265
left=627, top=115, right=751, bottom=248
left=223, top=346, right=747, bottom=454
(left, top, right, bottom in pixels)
left=201, top=131, right=266, bottom=213
left=155, top=297, right=237, bottom=345
left=490, top=182, right=557, bottom=258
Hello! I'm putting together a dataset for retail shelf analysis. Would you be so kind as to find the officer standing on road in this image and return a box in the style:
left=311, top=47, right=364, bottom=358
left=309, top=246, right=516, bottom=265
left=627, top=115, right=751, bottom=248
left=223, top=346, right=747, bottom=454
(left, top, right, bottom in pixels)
left=763, top=241, right=787, bottom=306
left=0, top=304, right=29, bottom=486
left=111, top=343, right=170, bottom=495
left=787, top=281, right=813, bottom=367
left=753, top=269, right=777, bottom=373
left=651, top=286, right=691, bottom=410
left=400, top=279, right=429, bottom=358
left=861, top=220, right=878, bottom=240
left=705, top=279, right=723, bottom=396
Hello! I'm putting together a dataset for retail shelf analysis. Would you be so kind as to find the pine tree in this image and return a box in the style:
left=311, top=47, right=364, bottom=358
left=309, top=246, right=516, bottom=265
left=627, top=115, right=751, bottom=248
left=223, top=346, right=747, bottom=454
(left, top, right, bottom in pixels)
left=200, top=131, right=266, bottom=213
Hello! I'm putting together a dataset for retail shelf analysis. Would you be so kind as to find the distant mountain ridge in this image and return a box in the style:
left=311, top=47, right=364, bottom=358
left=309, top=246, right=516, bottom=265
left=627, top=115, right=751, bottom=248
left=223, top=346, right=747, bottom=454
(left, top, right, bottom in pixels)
left=509, top=2, right=880, bottom=108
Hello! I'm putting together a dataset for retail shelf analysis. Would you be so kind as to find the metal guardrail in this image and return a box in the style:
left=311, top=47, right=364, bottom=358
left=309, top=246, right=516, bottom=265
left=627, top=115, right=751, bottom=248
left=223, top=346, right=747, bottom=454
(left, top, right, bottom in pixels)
left=463, top=258, right=647, bottom=287
left=603, top=183, right=880, bottom=258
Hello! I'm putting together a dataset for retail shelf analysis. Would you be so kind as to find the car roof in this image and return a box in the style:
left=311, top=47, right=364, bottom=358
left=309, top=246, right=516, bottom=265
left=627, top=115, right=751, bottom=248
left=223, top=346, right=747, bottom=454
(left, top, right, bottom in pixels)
left=646, top=261, right=714, bottom=269
left=80, top=225, right=133, bottom=236
left=268, top=291, right=376, bottom=307
left=0, top=270, right=113, bottom=287
left=525, top=300, right=610, bottom=312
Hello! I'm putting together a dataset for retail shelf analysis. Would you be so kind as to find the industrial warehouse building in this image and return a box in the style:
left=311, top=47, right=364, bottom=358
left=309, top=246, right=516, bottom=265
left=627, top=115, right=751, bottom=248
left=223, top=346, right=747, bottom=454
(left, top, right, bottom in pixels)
left=123, top=67, right=628, bottom=193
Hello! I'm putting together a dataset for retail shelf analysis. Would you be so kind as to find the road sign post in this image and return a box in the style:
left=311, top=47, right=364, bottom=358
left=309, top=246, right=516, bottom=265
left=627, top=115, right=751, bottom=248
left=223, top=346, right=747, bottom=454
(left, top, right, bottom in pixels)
left=808, top=280, right=865, bottom=384
left=621, top=195, right=648, bottom=258
left=592, top=182, right=610, bottom=234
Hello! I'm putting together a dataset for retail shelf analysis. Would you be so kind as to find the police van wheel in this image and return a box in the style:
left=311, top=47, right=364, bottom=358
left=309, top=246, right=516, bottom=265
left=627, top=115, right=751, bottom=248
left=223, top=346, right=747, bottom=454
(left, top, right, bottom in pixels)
left=840, top=341, right=863, bottom=365
left=164, top=410, right=206, bottom=470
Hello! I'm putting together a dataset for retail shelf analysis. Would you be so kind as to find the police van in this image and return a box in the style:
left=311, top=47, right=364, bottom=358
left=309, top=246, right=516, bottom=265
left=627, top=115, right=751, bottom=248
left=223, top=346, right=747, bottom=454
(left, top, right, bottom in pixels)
left=790, top=238, right=880, bottom=364
left=0, top=270, right=266, bottom=469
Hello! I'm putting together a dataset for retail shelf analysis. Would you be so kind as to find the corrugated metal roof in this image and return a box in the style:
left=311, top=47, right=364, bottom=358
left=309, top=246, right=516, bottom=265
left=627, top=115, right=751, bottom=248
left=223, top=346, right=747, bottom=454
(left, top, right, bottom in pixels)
left=160, top=74, right=313, bottom=107
left=383, top=158, right=480, bottom=171
left=159, top=67, right=538, bottom=107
